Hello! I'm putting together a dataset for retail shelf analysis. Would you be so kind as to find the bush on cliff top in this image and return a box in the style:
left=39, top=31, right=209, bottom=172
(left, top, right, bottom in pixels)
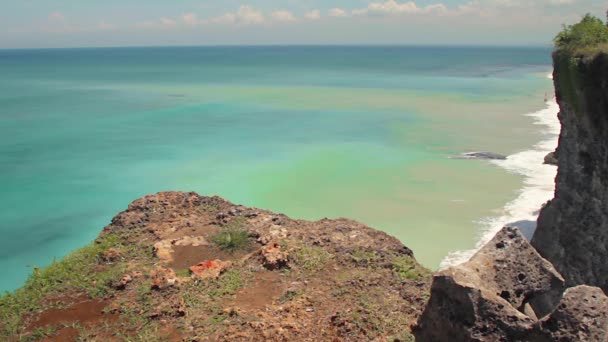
left=555, top=14, right=608, bottom=54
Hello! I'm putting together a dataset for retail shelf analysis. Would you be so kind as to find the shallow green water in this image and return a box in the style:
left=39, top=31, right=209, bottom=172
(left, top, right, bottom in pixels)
left=0, top=46, right=553, bottom=292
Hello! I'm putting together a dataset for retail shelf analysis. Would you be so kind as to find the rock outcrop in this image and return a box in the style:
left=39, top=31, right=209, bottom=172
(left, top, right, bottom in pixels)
left=530, top=285, right=608, bottom=341
left=3, top=191, right=432, bottom=341
left=532, top=52, right=608, bottom=292
left=415, top=226, right=608, bottom=341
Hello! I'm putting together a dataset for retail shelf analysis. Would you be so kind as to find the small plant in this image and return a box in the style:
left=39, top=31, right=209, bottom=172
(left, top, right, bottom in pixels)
left=391, top=256, right=430, bottom=281
left=211, top=228, right=249, bottom=252
left=211, top=219, right=250, bottom=252
left=278, top=289, right=304, bottom=304
left=292, top=245, right=333, bottom=272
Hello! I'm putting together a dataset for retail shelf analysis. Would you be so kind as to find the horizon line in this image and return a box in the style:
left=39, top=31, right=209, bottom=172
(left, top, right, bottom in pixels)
left=0, top=42, right=554, bottom=51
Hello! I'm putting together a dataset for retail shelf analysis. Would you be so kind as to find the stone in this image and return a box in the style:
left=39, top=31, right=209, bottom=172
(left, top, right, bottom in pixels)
left=543, top=151, right=558, bottom=165
left=531, top=285, right=608, bottom=342
left=113, top=274, right=133, bottom=290
left=189, top=260, right=230, bottom=280
left=260, top=242, right=289, bottom=269
left=414, top=227, right=565, bottom=341
left=150, top=267, right=178, bottom=290
left=101, top=248, right=122, bottom=262
left=154, top=236, right=209, bottom=263
left=457, top=151, right=507, bottom=160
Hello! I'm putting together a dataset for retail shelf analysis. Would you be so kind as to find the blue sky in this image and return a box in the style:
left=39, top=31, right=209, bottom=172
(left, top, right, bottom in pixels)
left=0, top=0, right=605, bottom=48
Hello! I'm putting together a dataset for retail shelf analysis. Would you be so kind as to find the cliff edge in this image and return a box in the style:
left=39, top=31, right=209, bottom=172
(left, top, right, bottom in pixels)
left=0, top=191, right=431, bottom=341
left=532, top=51, right=608, bottom=292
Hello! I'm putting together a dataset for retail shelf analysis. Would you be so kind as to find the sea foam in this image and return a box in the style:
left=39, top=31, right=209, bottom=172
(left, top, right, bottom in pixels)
left=440, top=94, right=560, bottom=269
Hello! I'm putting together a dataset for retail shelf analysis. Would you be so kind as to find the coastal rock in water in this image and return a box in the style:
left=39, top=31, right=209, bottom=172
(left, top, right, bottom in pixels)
left=457, top=151, right=507, bottom=160
left=531, top=285, right=608, bottom=341
left=415, top=226, right=565, bottom=341
left=543, top=151, right=558, bottom=166
left=532, top=52, right=608, bottom=292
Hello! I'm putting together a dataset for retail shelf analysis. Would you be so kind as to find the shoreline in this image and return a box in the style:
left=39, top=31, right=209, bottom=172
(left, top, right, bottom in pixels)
left=440, top=73, right=560, bottom=268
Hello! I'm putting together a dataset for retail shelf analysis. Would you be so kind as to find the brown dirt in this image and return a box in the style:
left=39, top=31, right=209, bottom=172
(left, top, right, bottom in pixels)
left=230, top=270, right=284, bottom=312
left=171, top=244, right=255, bottom=270
left=27, top=298, right=119, bottom=341
left=28, top=298, right=116, bottom=329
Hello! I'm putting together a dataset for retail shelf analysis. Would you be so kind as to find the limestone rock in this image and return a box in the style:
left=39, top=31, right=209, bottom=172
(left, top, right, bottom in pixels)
left=415, top=227, right=565, bottom=341
left=260, top=242, right=289, bottom=269
left=533, top=52, right=608, bottom=292
left=532, top=285, right=608, bottom=341
left=150, top=267, right=178, bottom=290
left=101, top=248, right=122, bottom=262
left=189, top=260, right=230, bottom=280
left=153, top=236, right=209, bottom=264
left=113, top=274, right=133, bottom=290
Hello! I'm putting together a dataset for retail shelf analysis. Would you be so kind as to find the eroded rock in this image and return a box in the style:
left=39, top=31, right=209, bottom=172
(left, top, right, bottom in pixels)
left=260, top=242, right=289, bottom=269
left=415, top=226, right=565, bottom=341
left=189, top=260, right=230, bottom=280
left=150, top=267, right=178, bottom=290
left=101, top=248, right=122, bottom=262
left=532, top=285, right=608, bottom=342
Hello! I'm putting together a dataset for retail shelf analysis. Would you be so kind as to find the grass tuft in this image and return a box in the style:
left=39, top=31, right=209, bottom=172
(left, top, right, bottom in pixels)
left=391, top=256, right=430, bottom=281
left=292, top=245, right=333, bottom=272
left=211, top=218, right=250, bottom=252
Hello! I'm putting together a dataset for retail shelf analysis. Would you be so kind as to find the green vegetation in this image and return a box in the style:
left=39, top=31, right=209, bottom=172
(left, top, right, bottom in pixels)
left=349, top=249, right=380, bottom=267
left=278, top=289, right=304, bottom=304
left=206, top=268, right=245, bottom=298
left=555, top=14, right=608, bottom=54
left=292, top=245, right=333, bottom=272
left=391, top=255, right=431, bottom=281
left=0, top=233, right=149, bottom=339
left=211, top=218, right=250, bottom=252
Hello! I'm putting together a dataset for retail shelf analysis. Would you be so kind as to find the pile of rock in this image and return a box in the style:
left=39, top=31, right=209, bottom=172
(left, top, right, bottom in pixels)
left=414, top=227, right=608, bottom=341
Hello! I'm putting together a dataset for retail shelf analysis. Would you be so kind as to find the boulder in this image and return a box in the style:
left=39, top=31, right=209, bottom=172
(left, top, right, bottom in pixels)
left=531, top=285, right=608, bottom=342
left=543, top=151, right=558, bottom=166
left=415, top=227, right=565, bottom=341
left=260, top=242, right=289, bottom=269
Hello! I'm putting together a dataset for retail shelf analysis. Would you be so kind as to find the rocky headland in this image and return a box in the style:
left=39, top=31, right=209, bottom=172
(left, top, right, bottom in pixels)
left=0, top=192, right=431, bottom=341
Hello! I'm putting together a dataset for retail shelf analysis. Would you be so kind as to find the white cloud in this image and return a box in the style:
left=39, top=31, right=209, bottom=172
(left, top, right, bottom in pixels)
left=329, top=8, right=349, bottom=18
left=272, top=10, right=297, bottom=22
left=352, top=1, right=448, bottom=16
left=304, top=9, right=321, bottom=21
left=206, top=5, right=266, bottom=26
left=182, top=13, right=200, bottom=27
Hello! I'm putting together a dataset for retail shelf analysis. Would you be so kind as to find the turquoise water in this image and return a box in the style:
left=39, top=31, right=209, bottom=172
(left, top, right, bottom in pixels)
left=0, top=46, right=553, bottom=292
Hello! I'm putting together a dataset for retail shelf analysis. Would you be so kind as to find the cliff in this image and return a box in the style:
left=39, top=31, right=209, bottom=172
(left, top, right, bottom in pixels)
left=415, top=49, right=608, bottom=341
left=532, top=51, right=608, bottom=292
left=0, top=192, right=431, bottom=341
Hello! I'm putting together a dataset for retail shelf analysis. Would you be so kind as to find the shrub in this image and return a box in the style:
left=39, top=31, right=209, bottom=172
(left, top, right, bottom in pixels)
left=554, top=14, right=608, bottom=53
left=211, top=222, right=250, bottom=252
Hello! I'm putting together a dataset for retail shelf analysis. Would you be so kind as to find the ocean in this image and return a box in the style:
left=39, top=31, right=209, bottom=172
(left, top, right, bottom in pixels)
left=0, top=46, right=557, bottom=292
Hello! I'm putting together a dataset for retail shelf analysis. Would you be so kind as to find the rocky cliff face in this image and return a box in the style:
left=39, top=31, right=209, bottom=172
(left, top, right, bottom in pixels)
left=532, top=52, right=608, bottom=292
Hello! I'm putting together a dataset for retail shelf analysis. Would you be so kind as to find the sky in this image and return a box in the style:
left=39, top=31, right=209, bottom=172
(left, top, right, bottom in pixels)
left=0, top=0, right=605, bottom=48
